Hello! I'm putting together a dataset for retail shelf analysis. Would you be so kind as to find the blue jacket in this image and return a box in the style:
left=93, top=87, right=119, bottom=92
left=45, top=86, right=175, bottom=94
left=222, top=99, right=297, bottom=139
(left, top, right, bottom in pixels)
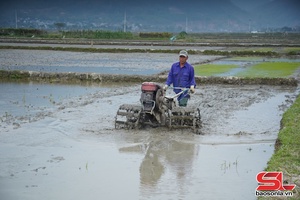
left=165, top=61, right=196, bottom=94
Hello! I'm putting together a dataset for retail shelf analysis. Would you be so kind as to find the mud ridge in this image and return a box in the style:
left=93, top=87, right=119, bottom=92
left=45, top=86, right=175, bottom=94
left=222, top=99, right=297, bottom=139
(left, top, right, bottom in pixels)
left=1, top=38, right=300, bottom=47
left=0, top=69, right=298, bottom=86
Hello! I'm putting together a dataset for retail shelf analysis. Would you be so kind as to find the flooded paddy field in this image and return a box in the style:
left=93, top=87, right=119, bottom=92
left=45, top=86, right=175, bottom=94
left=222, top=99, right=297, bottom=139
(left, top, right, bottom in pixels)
left=0, top=49, right=300, bottom=200
left=0, top=49, right=223, bottom=75
left=0, top=82, right=298, bottom=200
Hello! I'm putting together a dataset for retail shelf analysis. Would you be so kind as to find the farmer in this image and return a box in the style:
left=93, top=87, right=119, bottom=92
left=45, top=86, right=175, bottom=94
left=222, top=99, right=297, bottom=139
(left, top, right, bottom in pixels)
left=163, top=50, right=196, bottom=107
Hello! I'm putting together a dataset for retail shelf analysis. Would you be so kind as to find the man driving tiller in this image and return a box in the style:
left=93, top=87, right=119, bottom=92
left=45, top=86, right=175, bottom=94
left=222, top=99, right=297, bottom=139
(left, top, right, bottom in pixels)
left=163, top=50, right=196, bottom=107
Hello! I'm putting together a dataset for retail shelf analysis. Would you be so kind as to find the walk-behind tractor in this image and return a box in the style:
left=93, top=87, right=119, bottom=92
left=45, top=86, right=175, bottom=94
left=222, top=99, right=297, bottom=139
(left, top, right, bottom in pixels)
left=115, top=82, right=202, bottom=134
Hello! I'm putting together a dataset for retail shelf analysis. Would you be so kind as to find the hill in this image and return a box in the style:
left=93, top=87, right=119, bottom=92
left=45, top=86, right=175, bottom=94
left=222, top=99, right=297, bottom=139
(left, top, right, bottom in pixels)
left=0, top=0, right=299, bottom=32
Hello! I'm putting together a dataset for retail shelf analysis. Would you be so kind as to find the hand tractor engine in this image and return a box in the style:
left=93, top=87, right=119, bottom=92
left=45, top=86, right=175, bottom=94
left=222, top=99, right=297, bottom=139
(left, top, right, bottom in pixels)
left=115, top=82, right=201, bottom=133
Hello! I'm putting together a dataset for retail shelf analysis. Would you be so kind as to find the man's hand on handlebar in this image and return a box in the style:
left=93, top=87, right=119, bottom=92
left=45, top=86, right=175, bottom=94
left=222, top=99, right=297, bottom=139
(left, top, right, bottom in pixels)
left=190, top=85, right=195, bottom=94
left=163, top=85, right=168, bottom=91
left=163, top=85, right=195, bottom=94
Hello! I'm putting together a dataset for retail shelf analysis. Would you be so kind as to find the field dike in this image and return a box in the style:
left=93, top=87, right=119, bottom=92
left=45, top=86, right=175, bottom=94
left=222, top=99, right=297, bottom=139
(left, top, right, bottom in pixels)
left=0, top=69, right=298, bottom=86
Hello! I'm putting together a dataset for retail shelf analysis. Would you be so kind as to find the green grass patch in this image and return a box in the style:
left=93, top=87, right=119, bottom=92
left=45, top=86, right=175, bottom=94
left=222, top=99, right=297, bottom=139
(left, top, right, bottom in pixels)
left=194, top=64, right=237, bottom=76
left=236, top=62, right=300, bottom=78
left=283, top=47, right=300, bottom=53
left=283, top=47, right=300, bottom=56
left=263, top=95, right=300, bottom=199
left=228, top=47, right=275, bottom=52
left=227, top=56, right=265, bottom=61
left=249, top=47, right=274, bottom=52
left=203, top=50, right=278, bottom=57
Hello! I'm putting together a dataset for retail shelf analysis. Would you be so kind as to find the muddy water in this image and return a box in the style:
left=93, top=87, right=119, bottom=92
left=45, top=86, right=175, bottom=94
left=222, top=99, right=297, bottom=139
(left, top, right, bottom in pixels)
left=0, top=50, right=223, bottom=75
left=0, top=81, right=298, bottom=200
left=0, top=81, right=106, bottom=117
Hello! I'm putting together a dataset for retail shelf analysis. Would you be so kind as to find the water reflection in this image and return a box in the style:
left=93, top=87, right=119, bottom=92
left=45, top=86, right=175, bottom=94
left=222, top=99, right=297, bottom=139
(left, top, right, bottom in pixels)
left=116, top=129, right=278, bottom=200
left=139, top=142, right=165, bottom=186
left=118, top=132, right=198, bottom=198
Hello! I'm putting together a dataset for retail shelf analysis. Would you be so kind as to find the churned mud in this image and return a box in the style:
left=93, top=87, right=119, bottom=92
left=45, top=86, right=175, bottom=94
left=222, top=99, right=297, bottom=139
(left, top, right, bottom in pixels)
left=0, top=81, right=299, bottom=200
left=0, top=48, right=300, bottom=200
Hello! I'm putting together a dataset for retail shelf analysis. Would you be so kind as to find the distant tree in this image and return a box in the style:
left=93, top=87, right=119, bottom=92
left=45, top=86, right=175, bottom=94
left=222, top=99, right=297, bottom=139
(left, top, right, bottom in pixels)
left=178, top=31, right=187, bottom=39
left=54, top=22, right=66, bottom=32
left=281, top=26, right=293, bottom=32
